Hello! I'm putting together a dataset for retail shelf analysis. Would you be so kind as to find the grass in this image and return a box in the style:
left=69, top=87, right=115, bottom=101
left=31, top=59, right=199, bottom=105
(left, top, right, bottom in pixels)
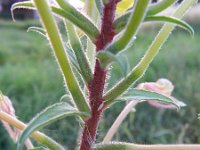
left=0, top=19, right=200, bottom=149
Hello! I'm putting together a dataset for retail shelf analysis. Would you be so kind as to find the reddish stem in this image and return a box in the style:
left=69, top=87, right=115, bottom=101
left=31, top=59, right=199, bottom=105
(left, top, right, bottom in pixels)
left=79, top=1, right=120, bottom=150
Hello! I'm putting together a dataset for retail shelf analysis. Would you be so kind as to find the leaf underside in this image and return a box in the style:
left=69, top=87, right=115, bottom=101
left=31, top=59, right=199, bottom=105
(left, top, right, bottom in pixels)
left=110, top=89, right=181, bottom=108
left=17, top=102, right=88, bottom=150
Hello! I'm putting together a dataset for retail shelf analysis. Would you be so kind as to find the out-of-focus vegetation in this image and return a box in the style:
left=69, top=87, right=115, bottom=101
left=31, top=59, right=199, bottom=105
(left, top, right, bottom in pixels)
left=0, top=19, right=200, bottom=149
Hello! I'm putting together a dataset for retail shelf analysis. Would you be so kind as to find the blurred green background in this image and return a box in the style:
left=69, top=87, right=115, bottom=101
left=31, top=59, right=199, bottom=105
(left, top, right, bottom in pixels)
left=0, top=18, right=200, bottom=150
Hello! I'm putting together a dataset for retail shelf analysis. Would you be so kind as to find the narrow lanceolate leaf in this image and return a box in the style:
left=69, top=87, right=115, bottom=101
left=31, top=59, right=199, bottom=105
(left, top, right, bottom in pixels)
left=97, top=51, right=129, bottom=76
left=148, top=0, right=177, bottom=15
left=113, top=10, right=132, bottom=33
left=29, top=147, right=48, bottom=150
left=96, top=51, right=117, bottom=69
left=105, top=0, right=150, bottom=54
left=26, top=26, right=82, bottom=75
left=114, top=14, right=194, bottom=35
left=27, top=27, right=46, bottom=37
left=113, top=89, right=180, bottom=108
left=11, top=1, right=34, bottom=20
left=11, top=1, right=100, bottom=42
left=103, top=0, right=197, bottom=105
left=17, top=102, right=88, bottom=150
left=95, top=0, right=104, bottom=14
left=145, top=16, right=194, bottom=36
left=24, top=26, right=81, bottom=74
left=66, top=21, right=93, bottom=84
left=65, top=46, right=82, bottom=74
left=33, top=0, right=90, bottom=117
left=55, top=0, right=100, bottom=42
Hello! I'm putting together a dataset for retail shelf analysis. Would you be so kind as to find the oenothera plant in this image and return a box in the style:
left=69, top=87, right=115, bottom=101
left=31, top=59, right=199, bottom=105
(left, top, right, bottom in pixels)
left=0, top=0, right=199, bottom=149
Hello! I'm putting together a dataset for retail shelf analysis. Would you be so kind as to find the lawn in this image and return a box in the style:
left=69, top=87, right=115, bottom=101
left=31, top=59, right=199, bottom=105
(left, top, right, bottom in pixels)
left=0, top=20, right=200, bottom=149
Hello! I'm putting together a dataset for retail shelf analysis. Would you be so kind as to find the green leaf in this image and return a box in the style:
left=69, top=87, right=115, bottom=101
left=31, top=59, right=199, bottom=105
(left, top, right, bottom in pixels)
left=103, top=0, right=197, bottom=106
left=113, top=10, right=131, bottom=33
left=96, top=51, right=117, bottom=69
left=65, top=45, right=82, bottom=74
left=33, top=0, right=91, bottom=116
left=26, top=27, right=82, bottom=78
left=55, top=0, right=100, bottom=42
left=26, top=27, right=83, bottom=84
left=105, top=0, right=150, bottom=54
left=114, top=12, right=194, bottom=35
left=95, top=0, right=104, bottom=14
left=145, top=16, right=194, bottom=36
left=148, top=0, right=177, bottom=15
left=116, top=54, right=130, bottom=77
left=17, top=102, right=88, bottom=150
left=27, top=27, right=46, bottom=37
left=115, top=89, right=183, bottom=108
left=66, top=21, right=93, bottom=84
left=11, top=1, right=100, bottom=42
left=29, top=147, right=48, bottom=150
left=11, top=1, right=35, bottom=21
left=97, top=51, right=129, bottom=77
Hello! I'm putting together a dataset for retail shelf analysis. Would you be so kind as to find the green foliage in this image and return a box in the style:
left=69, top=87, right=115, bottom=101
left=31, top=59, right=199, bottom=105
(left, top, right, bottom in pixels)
left=65, top=21, right=93, bottom=84
left=145, top=16, right=194, bottom=36
left=29, top=147, right=48, bottom=150
left=0, top=0, right=198, bottom=149
left=148, top=0, right=177, bottom=15
left=27, top=27, right=46, bottom=37
left=115, top=89, right=182, bottom=108
left=0, top=20, right=200, bottom=149
left=18, top=102, right=87, bottom=150
left=11, top=1, right=100, bottom=42
left=33, top=0, right=90, bottom=116
left=105, top=0, right=150, bottom=54
left=101, top=29, right=200, bottom=145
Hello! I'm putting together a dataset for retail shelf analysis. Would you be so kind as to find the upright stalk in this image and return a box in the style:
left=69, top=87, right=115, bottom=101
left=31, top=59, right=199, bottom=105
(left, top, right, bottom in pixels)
left=79, top=0, right=120, bottom=149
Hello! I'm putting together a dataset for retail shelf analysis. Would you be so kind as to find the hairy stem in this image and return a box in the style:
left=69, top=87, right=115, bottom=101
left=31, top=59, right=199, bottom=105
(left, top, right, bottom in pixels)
left=79, top=0, right=119, bottom=149
left=93, top=143, right=200, bottom=150
left=135, top=144, right=200, bottom=150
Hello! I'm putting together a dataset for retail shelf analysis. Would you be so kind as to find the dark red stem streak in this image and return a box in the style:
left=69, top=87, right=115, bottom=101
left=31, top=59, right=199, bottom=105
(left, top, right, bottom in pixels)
left=79, top=1, right=120, bottom=150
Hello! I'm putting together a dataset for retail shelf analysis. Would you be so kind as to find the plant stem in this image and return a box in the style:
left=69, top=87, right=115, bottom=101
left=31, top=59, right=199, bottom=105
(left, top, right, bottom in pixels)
left=135, top=145, right=200, bottom=150
left=103, top=0, right=197, bottom=105
left=79, top=1, right=119, bottom=149
left=33, top=0, right=90, bottom=117
left=93, top=143, right=200, bottom=150
left=106, top=0, right=150, bottom=54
